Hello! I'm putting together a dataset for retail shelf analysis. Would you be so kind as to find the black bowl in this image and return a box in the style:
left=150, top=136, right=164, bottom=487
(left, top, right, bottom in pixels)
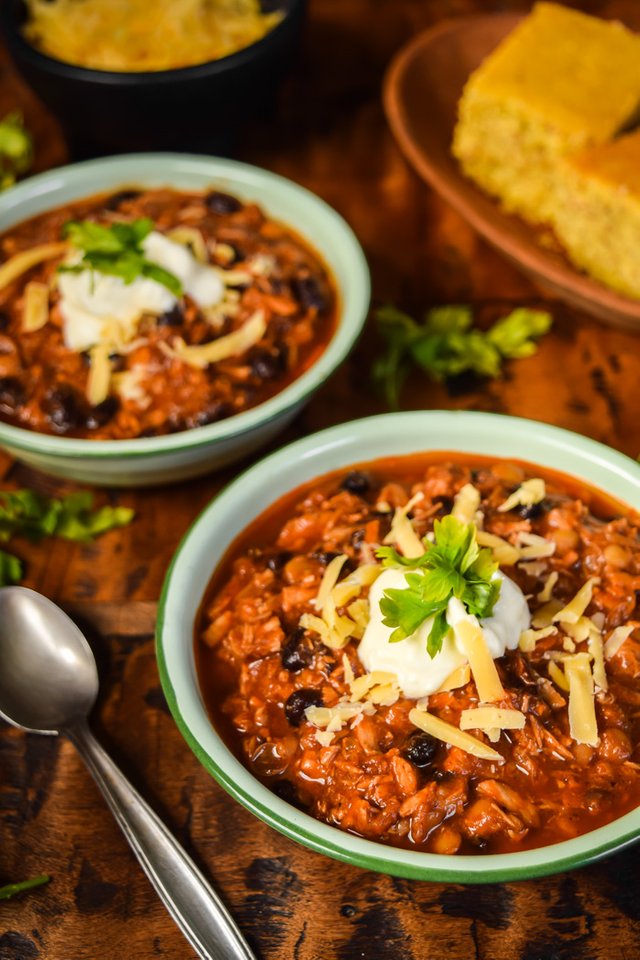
left=1, top=0, right=306, bottom=157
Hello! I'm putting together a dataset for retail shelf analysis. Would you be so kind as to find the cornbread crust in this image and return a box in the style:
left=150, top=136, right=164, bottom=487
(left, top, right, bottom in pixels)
left=553, top=131, right=640, bottom=299
left=452, top=3, right=640, bottom=224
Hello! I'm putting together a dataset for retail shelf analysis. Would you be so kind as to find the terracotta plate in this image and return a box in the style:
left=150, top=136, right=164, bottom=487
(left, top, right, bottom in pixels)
left=383, top=13, right=640, bottom=330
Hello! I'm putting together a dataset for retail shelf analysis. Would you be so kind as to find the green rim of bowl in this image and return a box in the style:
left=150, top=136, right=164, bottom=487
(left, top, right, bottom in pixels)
left=0, top=153, right=369, bottom=459
left=156, top=411, right=640, bottom=882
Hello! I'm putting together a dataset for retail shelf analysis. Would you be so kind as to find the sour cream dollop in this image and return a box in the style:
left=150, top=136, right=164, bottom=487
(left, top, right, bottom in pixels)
left=358, top=568, right=530, bottom=699
left=58, top=231, right=225, bottom=352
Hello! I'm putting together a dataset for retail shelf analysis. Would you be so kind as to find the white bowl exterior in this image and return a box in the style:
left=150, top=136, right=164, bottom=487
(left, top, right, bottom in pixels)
left=0, top=155, right=369, bottom=484
left=159, top=411, right=640, bottom=880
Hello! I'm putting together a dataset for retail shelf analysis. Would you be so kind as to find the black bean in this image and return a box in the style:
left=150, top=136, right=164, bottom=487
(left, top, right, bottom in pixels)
left=193, top=402, right=233, bottom=427
left=249, top=347, right=285, bottom=381
left=402, top=731, right=438, bottom=769
left=0, top=311, right=9, bottom=332
left=515, top=500, right=547, bottom=520
left=0, top=376, right=25, bottom=413
left=85, top=395, right=119, bottom=430
left=272, top=779, right=305, bottom=809
left=432, top=495, right=454, bottom=514
left=281, top=628, right=312, bottom=673
left=340, top=471, right=371, bottom=495
left=44, top=385, right=84, bottom=432
left=156, top=304, right=184, bottom=327
left=266, top=551, right=292, bottom=573
left=284, top=688, right=323, bottom=727
left=104, top=190, right=141, bottom=211
left=292, top=275, right=329, bottom=312
left=205, top=191, right=242, bottom=215
left=312, top=550, right=341, bottom=566
left=350, top=528, right=365, bottom=547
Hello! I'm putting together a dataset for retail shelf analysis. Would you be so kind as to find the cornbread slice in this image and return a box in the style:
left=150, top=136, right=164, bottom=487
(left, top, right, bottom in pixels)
left=552, top=130, right=640, bottom=299
left=452, top=3, right=640, bottom=225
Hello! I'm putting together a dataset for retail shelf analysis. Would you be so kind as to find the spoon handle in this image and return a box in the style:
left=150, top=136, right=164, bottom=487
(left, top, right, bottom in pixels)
left=67, top=719, right=255, bottom=960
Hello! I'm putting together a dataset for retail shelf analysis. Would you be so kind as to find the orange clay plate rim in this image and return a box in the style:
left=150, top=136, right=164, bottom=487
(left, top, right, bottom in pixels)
left=382, top=13, right=640, bottom=331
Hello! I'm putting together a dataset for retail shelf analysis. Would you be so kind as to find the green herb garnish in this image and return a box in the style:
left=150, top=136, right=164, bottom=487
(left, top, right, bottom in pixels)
left=0, top=874, right=50, bottom=900
left=59, top=218, right=182, bottom=296
left=377, top=515, right=500, bottom=657
left=0, top=111, right=33, bottom=191
left=0, top=490, right=134, bottom=586
left=373, top=303, right=552, bottom=409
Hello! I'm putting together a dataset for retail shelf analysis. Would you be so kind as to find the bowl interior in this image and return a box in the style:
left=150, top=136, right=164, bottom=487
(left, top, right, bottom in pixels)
left=0, top=153, right=369, bottom=459
left=383, top=13, right=640, bottom=331
left=157, top=410, right=640, bottom=882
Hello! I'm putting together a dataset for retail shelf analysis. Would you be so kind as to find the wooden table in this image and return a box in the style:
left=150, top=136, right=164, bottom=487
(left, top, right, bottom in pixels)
left=2, top=2, right=640, bottom=958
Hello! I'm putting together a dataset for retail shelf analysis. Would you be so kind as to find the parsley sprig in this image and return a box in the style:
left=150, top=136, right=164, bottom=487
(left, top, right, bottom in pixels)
left=377, top=515, right=500, bottom=657
left=0, top=111, right=33, bottom=191
left=0, top=490, right=134, bottom=587
left=59, top=218, right=182, bottom=296
left=373, top=304, right=552, bottom=409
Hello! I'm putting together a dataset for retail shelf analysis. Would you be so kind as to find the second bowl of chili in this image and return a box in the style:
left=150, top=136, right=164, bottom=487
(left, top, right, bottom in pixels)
left=0, top=153, right=370, bottom=485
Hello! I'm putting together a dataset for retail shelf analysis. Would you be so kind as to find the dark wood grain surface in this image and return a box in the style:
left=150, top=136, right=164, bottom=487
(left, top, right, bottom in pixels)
left=2, top=2, right=640, bottom=958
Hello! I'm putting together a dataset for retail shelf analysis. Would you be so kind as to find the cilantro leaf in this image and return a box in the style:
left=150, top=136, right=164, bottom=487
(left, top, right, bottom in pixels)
left=0, top=490, right=134, bottom=585
left=0, top=111, right=33, bottom=191
left=373, top=303, right=552, bottom=409
left=376, top=514, right=500, bottom=657
left=0, top=550, right=23, bottom=586
left=59, top=218, right=183, bottom=296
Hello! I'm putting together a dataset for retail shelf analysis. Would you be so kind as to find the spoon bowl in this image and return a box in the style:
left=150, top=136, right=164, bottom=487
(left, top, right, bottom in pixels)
left=0, top=586, right=98, bottom=734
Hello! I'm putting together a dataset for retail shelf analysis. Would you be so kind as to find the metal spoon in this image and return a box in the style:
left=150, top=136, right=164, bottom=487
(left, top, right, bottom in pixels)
left=0, top=586, right=255, bottom=960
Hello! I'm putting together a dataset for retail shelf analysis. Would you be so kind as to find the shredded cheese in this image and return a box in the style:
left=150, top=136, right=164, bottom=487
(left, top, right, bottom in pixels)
left=588, top=626, right=607, bottom=692
left=548, top=660, right=570, bottom=692
left=164, top=310, right=266, bottom=368
left=166, top=226, right=208, bottom=263
left=453, top=619, right=505, bottom=703
left=0, top=242, right=67, bottom=292
left=315, top=554, right=349, bottom=611
left=537, top=571, right=559, bottom=603
left=516, top=532, right=556, bottom=560
left=409, top=708, right=503, bottom=762
left=331, top=564, right=379, bottom=607
left=553, top=578, right=599, bottom=625
left=459, top=707, right=525, bottom=734
left=452, top=483, right=481, bottom=525
left=498, top=478, right=545, bottom=513
left=86, top=343, right=112, bottom=406
left=564, top=653, right=599, bottom=746
left=476, top=530, right=520, bottom=566
left=532, top=599, right=563, bottom=628
left=519, top=625, right=556, bottom=652
left=435, top=664, right=471, bottom=693
left=383, top=493, right=425, bottom=558
left=604, top=624, right=636, bottom=659
left=22, top=280, right=50, bottom=333
left=350, top=671, right=397, bottom=702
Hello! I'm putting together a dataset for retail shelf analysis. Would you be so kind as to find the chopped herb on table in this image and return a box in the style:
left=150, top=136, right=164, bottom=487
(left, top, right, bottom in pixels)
left=0, top=489, right=134, bottom=587
left=377, top=515, right=500, bottom=657
left=373, top=303, right=552, bottom=409
left=0, top=112, right=34, bottom=191
left=59, top=218, right=183, bottom=295
left=0, top=874, right=50, bottom=900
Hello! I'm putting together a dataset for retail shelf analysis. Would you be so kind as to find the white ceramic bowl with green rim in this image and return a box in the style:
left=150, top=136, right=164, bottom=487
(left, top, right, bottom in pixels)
left=157, top=410, right=640, bottom=882
left=0, top=153, right=370, bottom=486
